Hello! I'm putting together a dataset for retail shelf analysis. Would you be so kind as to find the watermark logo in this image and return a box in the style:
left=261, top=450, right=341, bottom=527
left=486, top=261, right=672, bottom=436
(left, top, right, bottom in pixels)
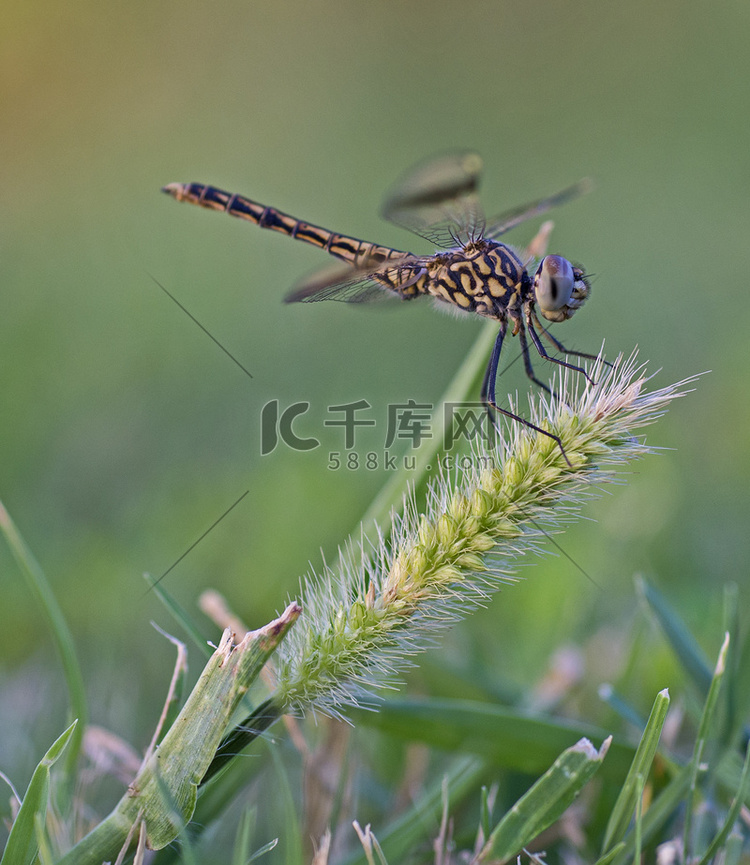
left=260, top=400, right=317, bottom=455
left=324, top=400, right=377, bottom=448
left=261, top=398, right=498, bottom=467
left=442, top=402, right=496, bottom=449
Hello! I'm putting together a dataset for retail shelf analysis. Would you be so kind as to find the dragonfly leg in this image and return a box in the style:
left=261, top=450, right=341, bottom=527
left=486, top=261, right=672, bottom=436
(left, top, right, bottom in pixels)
left=481, top=325, right=572, bottom=467
left=530, top=311, right=613, bottom=369
left=480, top=323, right=506, bottom=427
left=526, top=317, right=596, bottom=386
left=517, top=321, right=556, bottom=395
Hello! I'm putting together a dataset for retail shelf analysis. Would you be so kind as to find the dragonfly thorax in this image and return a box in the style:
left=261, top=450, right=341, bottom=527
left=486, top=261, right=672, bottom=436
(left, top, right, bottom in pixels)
left=423, top=239, right=529, bottom=321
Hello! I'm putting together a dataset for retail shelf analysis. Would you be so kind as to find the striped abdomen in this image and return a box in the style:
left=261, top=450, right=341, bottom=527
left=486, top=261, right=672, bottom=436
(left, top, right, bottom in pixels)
left=162, top=182, right=408, bottom=270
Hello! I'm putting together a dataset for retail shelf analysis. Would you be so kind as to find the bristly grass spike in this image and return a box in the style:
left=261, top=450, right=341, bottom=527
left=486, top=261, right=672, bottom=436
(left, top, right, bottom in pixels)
left=163, top=152, right=602, bottom=462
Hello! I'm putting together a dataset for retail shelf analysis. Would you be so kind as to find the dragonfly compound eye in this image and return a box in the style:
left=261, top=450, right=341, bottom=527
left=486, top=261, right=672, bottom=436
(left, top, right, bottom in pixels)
left=534, top=255, right=581, bottom=322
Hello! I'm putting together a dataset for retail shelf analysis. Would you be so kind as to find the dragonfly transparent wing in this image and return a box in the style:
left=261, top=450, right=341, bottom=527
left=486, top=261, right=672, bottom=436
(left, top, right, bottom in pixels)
left=381, top=151, right=486, bottom=248
left=484, top=178, right=593, bottom=240
left=285, top=255, right=426, bottom=304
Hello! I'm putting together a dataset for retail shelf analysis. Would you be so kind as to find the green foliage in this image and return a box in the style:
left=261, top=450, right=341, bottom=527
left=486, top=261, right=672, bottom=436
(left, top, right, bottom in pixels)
left=54, top=614, right=297, bottom=864
left=600, top=688, right=670, bottom=853
left=2, top=568, right=748, bottom=865
left=0, top=722, right=77, bottom=865
left=5, top=380, right=750, bottom=865
left=0, top=506, right=86, bottom=786
left=4, top=317, right=747, bottom=863
left=479, top=735, right=610, bottom=863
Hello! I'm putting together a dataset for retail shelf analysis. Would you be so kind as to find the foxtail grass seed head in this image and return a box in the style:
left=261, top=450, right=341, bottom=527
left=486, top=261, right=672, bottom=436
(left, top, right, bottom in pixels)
left=272, top=354, right=698, bottom=716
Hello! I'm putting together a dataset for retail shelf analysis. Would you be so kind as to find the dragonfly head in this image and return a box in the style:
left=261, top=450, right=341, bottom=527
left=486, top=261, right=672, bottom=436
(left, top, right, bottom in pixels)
left=532, top=255, right=590, bottom=323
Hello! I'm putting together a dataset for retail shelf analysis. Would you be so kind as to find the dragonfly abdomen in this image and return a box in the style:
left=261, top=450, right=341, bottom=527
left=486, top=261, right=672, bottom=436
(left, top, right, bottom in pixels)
left=161, top=182, right=407, bottom=269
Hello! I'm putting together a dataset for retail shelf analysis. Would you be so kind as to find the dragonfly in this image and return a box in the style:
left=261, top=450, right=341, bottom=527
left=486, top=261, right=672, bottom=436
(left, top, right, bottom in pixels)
left=163, top=152, right=600, bottom=460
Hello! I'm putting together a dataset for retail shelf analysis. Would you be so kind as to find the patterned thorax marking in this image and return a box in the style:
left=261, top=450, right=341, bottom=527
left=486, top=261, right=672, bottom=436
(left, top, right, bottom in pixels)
left=418, top=240, right=528, bottom=320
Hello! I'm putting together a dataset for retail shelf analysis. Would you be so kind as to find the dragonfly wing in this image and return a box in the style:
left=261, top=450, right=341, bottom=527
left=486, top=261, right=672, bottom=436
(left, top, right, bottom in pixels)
left=285, top=256, right=426, bottom=304
left=381, top=151, right=487, bottom=248
left=484, top=178, right=593, bottom=240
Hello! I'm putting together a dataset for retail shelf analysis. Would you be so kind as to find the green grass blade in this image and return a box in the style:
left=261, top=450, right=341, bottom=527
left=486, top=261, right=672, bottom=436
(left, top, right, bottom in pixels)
left=726, top=596, right=750, bottom=749
left=636, top=575, right=712, bottom=693
left=479, top=736, right=610, bottom=863
left=247, top=838, right=280, bottom=863
left=231, top=807, right=256, bottom=865
left=721, top=583, right=739, bottom=744
left=267, top=742, right=303, bottom=865
left=593, top=841, right=626, bottom=865
left=353, top=697, right=635, bottom=778
left=35, top=810, right=55, bottom=865
left=694, top=739, right=750, bottom=865
left=729, top=638, right=750, bottom=749
left=0, top=721, right=77, bottom=865
left=0, top=501, right=87, bottom=786
left=479, top=785, right=493, bottom=846
left=609, top=764, right=692, bottom=865
left=601, top=688, right=670, bottom=854
left=631, top=772, right=644, bottom=865
left=683, top=632, right=730, bottom=858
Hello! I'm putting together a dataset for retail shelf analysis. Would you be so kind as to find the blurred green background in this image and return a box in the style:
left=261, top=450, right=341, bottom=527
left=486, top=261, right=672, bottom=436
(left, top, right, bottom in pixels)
left=2, top=0, right=748, bottom=804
